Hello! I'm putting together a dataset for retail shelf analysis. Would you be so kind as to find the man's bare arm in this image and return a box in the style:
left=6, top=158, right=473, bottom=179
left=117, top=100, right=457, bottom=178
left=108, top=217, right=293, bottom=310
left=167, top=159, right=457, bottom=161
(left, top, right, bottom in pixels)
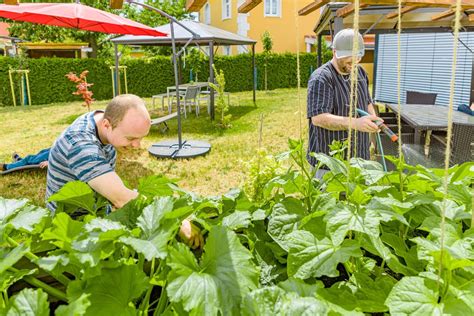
left=311, top=113, right=380, bottom=133
left=368, top=103, right=377, bottom=116
left=88, top=172, right=138, bottom=209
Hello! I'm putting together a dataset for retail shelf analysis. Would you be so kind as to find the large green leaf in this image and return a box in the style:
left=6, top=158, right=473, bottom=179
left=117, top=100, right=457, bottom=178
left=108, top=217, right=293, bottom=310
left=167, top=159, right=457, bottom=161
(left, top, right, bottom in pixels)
left=222, top=211, right=252, bottom=230
left=433, top=199, right=470, bottom=221
left=385, top=277, right=443, bottom=316
left=350, top=158, right=386, bottom=185
left=106, top=195, right=148, bottom=229
left=347, top=185, right=371, bottom=206
left=121, top=197, right=180, bottom=261
left=0, top=244, right=30, bottom=274
left=325, top=203, right=380, bottom=245
left=67, top=264, right=148, bottom=316
left=47, top=181, right=95, bottom=213
left=0, top=198, right=28, bottom=223
left=311, top=153, right=348, bottom=176
left=381, top=233, right=425, bottom=272
left=241, top=286, right=285, bottom=315
left=55, top=294, right=90, bottom=316
left=449, top=161, right=474, bottom=183
left=42, top=213, right=84, bottom=250
left=278, top=278, right=322, bottom=297
left=137, top=175, right=175, bottom=198
left=364, top=235, right=418, bottom=276
left=8, top=205, right=50, bottom=234
left=344, top=273, right=396, bottom=313
left=0, top=268, right=36, bottom=293
left=242, top=286, right=328, bottom=316
left=287, top=230, right=361, bottom=279
left=267, top=198, right=307, bottom=251
left=6, top=288, right=49, bottom=316
left=167, top=226, right=259, bottom=315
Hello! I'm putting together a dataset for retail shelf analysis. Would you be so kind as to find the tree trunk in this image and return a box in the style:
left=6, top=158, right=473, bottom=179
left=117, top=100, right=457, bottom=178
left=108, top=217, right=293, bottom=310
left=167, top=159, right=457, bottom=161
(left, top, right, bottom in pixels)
left=88, top=35, right=98, bottom=58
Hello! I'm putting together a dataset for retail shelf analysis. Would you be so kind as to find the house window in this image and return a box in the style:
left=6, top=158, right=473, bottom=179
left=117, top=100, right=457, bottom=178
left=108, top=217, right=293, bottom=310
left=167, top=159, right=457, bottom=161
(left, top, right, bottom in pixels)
left=222, top=0, right=231, bottom=20
left=204, top=3, right=211, bottom=25
left=264, top=0, right=281, bottom=17
left=223, top=46, right=231, bottom=55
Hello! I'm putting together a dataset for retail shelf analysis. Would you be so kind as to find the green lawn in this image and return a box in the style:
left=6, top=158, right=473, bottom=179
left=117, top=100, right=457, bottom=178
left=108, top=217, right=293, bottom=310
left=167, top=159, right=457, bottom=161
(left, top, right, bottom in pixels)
left=0, top=88, right=308, bottom=206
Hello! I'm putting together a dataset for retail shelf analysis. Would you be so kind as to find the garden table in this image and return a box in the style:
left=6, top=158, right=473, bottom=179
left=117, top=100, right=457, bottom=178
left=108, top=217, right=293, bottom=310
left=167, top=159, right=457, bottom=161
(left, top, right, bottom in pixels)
left=385, top=103, right=474, bottom=145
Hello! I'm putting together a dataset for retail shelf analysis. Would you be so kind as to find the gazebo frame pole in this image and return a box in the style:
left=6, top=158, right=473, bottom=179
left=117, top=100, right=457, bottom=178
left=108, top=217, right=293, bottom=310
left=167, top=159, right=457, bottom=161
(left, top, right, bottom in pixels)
left=317, top=34, right=322, bottom=68
left=209, top=41, right=215, bottom=120
left=252, top=44, right=256, bottom=103
left=114, top=43, right=120, bottom=97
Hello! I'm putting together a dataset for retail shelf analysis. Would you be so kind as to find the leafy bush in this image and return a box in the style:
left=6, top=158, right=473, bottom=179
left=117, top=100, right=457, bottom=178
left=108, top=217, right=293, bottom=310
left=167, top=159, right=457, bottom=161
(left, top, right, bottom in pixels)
left=0, top=51, right=331, bottom=106
left=1, top=140, right=473, bottom=315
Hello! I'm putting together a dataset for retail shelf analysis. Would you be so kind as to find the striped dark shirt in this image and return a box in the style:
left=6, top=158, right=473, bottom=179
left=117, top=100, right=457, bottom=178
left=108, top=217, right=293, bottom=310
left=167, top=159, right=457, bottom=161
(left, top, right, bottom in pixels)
left=307, top=61, right=372, bottom=167
left=46, top=111, right=116, bottom=212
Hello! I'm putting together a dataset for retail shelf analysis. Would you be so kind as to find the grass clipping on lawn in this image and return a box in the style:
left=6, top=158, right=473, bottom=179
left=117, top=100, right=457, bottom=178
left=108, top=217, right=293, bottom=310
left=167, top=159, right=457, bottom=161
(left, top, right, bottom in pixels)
left=0, top=88, right=306, bottom=206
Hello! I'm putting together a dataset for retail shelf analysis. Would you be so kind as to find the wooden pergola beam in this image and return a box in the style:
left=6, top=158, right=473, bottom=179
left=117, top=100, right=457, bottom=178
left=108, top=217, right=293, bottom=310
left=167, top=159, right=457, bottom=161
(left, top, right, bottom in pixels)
left=336, top=3, right=369, bottom=18
left=238, top=0, right=263, bottom=14
left=109, top=0, right=124, bottom=9
left=431, top=8, right=456, bottom=20
left=185, top=0, right=208, bottom=12
left=386, top=5, right=423, bottom=19
left=299, top=0, right=330, bottom=16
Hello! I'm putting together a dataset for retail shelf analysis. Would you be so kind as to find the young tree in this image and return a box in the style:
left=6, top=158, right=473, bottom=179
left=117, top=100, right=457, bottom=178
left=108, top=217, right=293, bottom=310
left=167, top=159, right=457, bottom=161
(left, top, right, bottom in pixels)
left=261, top=31, right=273, bottom=91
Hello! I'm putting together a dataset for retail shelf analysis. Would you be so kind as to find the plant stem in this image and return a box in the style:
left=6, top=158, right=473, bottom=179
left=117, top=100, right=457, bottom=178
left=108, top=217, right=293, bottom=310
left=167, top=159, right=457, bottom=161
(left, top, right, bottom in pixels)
left=155, top=284, right=168, bottom=316
left=8, top=267, right=67, bottom=301
left=140, top=258, right=156, bottom=313
left=6, top=236, right=70, bottom=286
left=471, top=184, right=473, bottom=227
left=1, top=291, right=8, bottom=309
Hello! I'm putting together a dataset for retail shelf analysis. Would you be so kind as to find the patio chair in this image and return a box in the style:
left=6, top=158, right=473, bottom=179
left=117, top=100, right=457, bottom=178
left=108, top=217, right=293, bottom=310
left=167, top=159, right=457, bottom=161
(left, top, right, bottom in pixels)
left=170, top=85, right=200, bottom=118
left=406, top=90, right=438, bottom=155
left=406, top=90, right=437, bottom=105
left=151, top=93, right=169, bottom=111
left=431, top=122, right=474, bottom=165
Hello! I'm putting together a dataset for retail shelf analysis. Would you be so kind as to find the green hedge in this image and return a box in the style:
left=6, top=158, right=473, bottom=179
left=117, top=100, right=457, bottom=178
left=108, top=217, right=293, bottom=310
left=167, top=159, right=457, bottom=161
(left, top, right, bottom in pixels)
left=0, top=52, right=327, bottom=106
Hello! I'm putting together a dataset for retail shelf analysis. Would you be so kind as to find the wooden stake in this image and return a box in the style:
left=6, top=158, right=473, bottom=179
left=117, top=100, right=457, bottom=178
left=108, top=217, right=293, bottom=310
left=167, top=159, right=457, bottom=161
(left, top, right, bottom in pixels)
left=109, top=0, right=124, bottom=9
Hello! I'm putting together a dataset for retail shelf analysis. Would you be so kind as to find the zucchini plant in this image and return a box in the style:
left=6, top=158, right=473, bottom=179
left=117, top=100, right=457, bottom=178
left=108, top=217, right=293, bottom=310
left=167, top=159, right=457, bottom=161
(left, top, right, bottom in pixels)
left=1, top=140, right=473, bottom=315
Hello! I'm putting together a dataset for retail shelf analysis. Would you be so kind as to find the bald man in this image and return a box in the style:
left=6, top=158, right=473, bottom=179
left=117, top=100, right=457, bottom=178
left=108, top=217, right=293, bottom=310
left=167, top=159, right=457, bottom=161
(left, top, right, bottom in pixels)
left=45, top=94, right=203, bottom=247
left=46, top=94, right=151, bottom=211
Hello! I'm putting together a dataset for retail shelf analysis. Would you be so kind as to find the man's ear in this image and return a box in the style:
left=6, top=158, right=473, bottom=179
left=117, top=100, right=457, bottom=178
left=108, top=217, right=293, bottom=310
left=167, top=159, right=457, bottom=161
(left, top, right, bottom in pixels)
left=102, top=117, right=112, bottom=129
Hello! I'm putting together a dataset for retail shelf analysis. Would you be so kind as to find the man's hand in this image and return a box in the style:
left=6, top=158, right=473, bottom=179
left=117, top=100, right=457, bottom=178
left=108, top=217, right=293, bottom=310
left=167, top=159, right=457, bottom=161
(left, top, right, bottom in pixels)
left=178, top=219, right=204, bottom=249
left=354, top=115, right=381, bottom=133
left=39, top=161, right=48, bottom=169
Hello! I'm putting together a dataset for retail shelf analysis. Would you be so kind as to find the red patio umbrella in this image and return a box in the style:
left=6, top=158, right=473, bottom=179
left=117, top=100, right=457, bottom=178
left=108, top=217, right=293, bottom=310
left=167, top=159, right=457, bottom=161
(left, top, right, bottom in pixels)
left=0, top=2, right=166, bottom=37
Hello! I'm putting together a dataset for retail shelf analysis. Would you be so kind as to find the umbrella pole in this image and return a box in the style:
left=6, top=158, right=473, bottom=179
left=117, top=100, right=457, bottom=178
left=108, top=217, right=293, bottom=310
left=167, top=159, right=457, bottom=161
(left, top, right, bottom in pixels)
left=170, top=20, right=183, bottom=148
left=125, top=0, right=211, bottom=159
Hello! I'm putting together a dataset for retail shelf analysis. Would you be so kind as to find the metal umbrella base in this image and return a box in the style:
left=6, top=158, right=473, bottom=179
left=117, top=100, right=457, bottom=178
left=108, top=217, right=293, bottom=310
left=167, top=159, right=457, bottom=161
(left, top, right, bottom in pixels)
left=148, top=139, right=211, bottom=159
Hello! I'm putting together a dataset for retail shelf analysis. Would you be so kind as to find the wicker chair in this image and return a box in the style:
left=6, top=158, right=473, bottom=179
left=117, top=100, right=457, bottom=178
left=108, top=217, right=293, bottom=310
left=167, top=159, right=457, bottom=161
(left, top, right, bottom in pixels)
left=406, top=91, right=437, bottom=105
left=431, top=122, right=474, bottom=165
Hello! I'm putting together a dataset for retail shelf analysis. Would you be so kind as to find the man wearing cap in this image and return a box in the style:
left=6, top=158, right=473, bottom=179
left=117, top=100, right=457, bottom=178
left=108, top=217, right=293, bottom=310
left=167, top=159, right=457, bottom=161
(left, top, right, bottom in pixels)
left=307, top=28, right=381, bottom=176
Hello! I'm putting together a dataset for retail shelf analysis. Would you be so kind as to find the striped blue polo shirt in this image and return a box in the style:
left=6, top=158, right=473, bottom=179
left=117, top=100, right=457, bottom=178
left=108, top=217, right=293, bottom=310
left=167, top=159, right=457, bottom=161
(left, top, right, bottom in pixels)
left=307, top=62, right=372, bottom=167
left=46, top=111, right=117, bottom=212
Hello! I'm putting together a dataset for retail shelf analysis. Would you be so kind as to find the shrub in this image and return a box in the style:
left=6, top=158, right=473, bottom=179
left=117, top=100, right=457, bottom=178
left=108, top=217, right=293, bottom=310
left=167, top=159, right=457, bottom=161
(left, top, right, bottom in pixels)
left=0, top=52, right=331, bottom=106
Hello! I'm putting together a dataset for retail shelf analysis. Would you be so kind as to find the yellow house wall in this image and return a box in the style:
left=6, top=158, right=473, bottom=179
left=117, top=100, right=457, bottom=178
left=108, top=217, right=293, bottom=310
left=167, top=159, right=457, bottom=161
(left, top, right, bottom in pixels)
left=246, top=0, right=318, bottom=54
left=198, top=0, right=319, bottom=55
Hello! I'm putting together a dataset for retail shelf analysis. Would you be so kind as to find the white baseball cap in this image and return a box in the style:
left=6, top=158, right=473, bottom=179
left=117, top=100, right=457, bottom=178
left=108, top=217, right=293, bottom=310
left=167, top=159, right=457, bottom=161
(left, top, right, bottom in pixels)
left=333, top=29, right=365, bottom=59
